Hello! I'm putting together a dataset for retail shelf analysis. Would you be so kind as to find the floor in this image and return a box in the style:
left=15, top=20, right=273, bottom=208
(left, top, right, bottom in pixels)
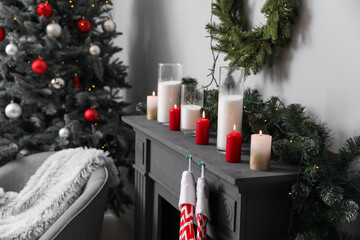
left=101, top=212, right=134, bottom=240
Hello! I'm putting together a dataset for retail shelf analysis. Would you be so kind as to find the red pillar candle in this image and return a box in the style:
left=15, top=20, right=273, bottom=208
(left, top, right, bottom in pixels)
left=169, top=104, right=181, bottom=131
left=225, top=124, right=242, bottom=163
left=195, top=111, right=210, bottom=145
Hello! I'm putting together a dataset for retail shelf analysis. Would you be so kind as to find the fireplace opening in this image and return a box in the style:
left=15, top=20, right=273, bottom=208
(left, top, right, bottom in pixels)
left=158, top=196, right=213, bottom=240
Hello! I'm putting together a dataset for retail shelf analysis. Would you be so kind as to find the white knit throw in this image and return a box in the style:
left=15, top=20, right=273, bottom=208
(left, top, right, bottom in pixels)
left=0, top=148, right=120, bottom=240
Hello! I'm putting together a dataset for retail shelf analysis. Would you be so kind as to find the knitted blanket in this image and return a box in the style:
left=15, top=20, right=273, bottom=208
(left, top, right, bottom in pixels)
left=0, top=148, right=120, bottom=240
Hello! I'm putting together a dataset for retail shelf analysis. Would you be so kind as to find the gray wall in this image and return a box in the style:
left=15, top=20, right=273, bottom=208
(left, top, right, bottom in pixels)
left=113, top=0, right=360, bottom=151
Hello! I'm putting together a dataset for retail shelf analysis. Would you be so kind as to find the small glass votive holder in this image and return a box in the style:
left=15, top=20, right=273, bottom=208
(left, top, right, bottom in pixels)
left=180, top=83, right=204, bottom=136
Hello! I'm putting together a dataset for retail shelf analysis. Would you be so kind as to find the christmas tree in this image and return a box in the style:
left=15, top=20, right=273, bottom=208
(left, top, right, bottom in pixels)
left=0, top=0, right=133, bottom=214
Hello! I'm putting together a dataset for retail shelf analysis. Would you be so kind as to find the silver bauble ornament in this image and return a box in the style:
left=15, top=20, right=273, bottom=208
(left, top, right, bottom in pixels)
left=18, top=148, right=30, bottom=156
left=5, top=102, right=22, bottom=119
left=59, top=127, right=71, bottom=138
left=5, top=43, right=18, bottom=56
left=46, top=22, right=62, bottom=38
left=89, top=44, right=101, bottom=56
left=51, top=77, right=65, bottom=89
left=102, top=19, right=116, bottom=32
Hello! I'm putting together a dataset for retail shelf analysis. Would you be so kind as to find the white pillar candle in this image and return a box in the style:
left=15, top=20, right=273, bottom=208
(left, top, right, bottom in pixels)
left=147, top=91, right=158, bottom=120
left=216, top=95, right=243, bottom=151
left=250, top=131, right=272, bottom=171
left=181, top=105, right=201, bottom=131
left=157, top=80, right=181, bottom=123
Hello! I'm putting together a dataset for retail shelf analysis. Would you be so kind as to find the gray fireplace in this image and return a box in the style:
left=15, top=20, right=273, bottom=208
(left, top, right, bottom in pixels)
left=123, top=115, right=298, bottom=240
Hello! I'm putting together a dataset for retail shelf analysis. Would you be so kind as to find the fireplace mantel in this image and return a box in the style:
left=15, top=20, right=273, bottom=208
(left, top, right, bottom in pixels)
left=123, top=115, right=298, bottom=240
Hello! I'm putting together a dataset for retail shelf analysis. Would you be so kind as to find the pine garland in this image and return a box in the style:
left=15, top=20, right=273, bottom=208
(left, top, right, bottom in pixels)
left=241, top=89, right=360, bottom=240
left=206, top=0, right=300, bottom=75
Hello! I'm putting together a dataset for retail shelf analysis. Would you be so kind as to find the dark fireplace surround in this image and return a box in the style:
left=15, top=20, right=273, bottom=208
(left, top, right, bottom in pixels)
left=123, top=116, right=297, bottom=240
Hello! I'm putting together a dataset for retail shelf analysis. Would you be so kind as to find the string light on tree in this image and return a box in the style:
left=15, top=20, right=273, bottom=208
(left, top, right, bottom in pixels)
left=46, top=21, right=62, bottom=38
left=37, top=1, right=53, bottom=19
left=89, top=43, right=101, bottom=56
left=5, top=101, right=22, bottom=119
left=102, top=19, right=116, bottom=32
left=0, top=27, right=5, bottom=41
left=5, top=43, right=18, bottom=56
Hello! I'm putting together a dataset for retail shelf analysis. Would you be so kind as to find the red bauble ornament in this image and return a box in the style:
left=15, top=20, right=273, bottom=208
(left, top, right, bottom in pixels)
left=31, top=59, right=48, bottom=74
left=77, top=19, right=92, bottom=33
left=73, top=74, right=80, bottom=89
left=84, top=108, right=99, bottom=123
left=0, top=27, right=5, bottom=41
left=37, top=2, right=53, bottom=19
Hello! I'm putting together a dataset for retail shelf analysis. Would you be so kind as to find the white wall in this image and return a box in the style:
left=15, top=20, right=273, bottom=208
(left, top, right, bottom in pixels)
left=114, top=0, right=360, bottom=150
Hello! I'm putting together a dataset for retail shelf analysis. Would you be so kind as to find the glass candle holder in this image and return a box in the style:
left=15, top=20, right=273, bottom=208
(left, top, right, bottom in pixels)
left=157, top=63, right=183, bottom=125
left=180, top=83, right=204, bottom=136
left=217, top=66, right=245, bottom=152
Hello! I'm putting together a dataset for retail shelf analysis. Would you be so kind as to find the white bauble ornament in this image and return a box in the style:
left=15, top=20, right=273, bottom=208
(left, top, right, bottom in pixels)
left=46, top=22, right=62, bottom=38
left=5, top=43, right=18, bottom=56
left=89, top=44, right=101, bottom=56
left=59, top=127, right=71, bottom=138
left=51, top=77, right=65, bottom=89
left=102, top=19, right=116, bottom=32
left=5, top=102, right=22, bottom=119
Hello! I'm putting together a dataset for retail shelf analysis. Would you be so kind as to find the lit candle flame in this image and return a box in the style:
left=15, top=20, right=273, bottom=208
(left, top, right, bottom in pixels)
left=202, top=111, right=205, bottom=119
left=152, top=91, right=155, bottom=96
left=259, top=130, right=263, bottom=136
left=174, top=104, right=177, bottom=108
left=233, top=124, right=236, bottom=132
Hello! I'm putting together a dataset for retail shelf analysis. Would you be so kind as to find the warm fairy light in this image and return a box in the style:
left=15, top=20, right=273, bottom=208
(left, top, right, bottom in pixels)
left=259, top=130, right=263, bottom=136
left=14, top=17, right=17, bottom=20
left=264, top=119, right=267, bottom=122
left=315, top=166, right=319, bottom=170
left=152, top=91, right=155, bottom=96
left=92, top=85, right=95, bottom=88
left=202, top=111, right=205, bottom=119
left=88, top=88, right=92, bottom=91
left=61, top=61, right=65, bottom=64
left=289, top=192, right=292, bottom=196
left=106, top=0, right=109, bottom=3
left=233, top=124, right=236, bottom=132
left=301, top=137, right=305, bottom=141
left=28, top=61, right=31, bottom=64
left=290, top=140, right=293, bottom=143
left=71, top=5, right=74, bottom=8
left=94, top=123, right=98, bottom=126
left=69, top=0, right=72, bottom=3
left=243, top=105, right=246, bottom=109
left=92, top=4, right=95, bottom=7
left=232, top=47, right=235, bottom=50
left=75, top=59, right=79, bottom=62
left=66, top=46, right=69, bottom=48
left=113, top=20, right=115, bottom=23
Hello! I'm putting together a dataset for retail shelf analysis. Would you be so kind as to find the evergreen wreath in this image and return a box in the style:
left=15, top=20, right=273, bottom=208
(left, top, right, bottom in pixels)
left=206, top=0, right=300, bottom=75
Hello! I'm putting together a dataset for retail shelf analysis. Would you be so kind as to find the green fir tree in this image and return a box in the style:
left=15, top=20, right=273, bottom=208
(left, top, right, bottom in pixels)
left=0, top=0, right=133, bottom=215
